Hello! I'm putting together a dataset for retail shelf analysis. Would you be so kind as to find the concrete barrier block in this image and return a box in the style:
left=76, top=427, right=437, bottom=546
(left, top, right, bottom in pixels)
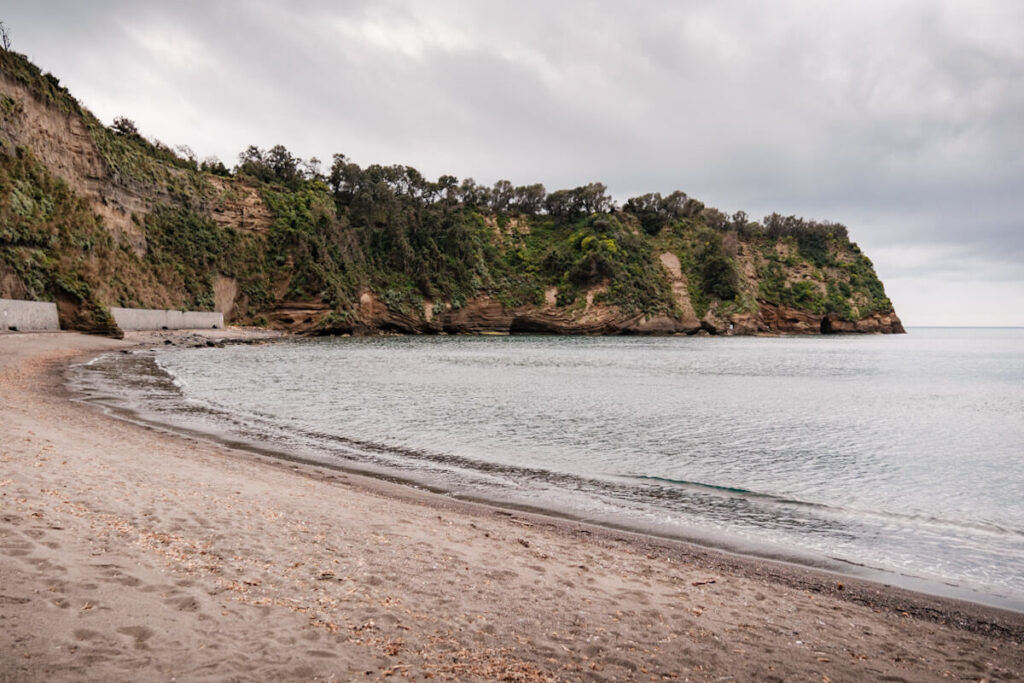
left=0, top=299, right=61, bottom=332
left=111, top=307, right=223, bottom=331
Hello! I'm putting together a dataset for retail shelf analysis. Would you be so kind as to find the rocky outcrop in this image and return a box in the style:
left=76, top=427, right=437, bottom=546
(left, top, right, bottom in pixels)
left=697, top=303, right=905, bottom=337
left=264, top=292, right=906, bottom=337
left=435, top=296, right=702, bottom=336
left=207, top=177, right=273, bottom=233
left=755, top=302, right=825, bottom=335
left=269, top=293, right=714, bottom=337
left=437, top=297, right=512, bottom=334
left=266, top=301, right=336, bottom=334
left=821, top=311, right=905, bottom=335
left=53, top=293, right=121, bottom=337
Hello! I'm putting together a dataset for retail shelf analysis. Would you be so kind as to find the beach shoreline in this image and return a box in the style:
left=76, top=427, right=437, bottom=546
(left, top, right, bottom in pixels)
left=70, top=335, right=1024, bottom=619
left=2, top=330, right=1022, bottom=681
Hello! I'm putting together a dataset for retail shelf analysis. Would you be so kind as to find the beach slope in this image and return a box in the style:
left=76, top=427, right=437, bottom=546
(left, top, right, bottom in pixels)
left=1, top=332, right=1021, bottom=681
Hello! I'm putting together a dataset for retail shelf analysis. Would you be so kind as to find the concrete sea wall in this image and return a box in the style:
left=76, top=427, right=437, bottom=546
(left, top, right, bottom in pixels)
left=0, top=299, right=61, bottom=332
left=111, top=307, right=223, bottom=331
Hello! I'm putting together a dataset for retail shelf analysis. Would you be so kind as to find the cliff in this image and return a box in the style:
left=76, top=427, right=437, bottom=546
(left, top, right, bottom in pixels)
left=0, top=49, right=903, bottom=336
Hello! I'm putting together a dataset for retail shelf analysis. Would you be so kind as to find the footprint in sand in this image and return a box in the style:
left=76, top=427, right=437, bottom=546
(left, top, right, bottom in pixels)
left=0, top=538, right=34, bottom=556
left=166, top=595, right=202, bottom=612
left=73, top=628, right=103, bottom=641
left=0, top=594, right=31, bottom=606
left=27, top=557, right=67, bottom=575
left=116, top=625, right=155, bottom=648
left=92, top=563, right=143, bottom=587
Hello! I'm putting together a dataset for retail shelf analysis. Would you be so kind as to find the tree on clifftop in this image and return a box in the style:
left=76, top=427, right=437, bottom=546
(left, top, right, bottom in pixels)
left=112, top=116, right=140, bottom=137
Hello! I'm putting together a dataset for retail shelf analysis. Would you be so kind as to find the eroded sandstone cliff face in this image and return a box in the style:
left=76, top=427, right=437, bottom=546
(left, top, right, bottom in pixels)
left=0, top=49, right=903, bottom=336
left=0, top=70, right=145, bottom=249
left=0, top=51, right=278, bottom=329
left=281, top=297, right=905, bottom=337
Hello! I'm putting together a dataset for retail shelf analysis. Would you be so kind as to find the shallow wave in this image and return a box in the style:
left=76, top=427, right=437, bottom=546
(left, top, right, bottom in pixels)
left=632, top=475, right=1024, bottom=539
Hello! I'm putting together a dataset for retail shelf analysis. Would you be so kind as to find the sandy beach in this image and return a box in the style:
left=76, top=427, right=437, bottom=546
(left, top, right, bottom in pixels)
left=1, top=332, right=1022, bottom=681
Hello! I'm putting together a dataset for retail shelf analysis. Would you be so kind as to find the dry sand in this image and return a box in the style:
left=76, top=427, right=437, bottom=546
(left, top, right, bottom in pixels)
left=1, top=331, right=1022, bottom=682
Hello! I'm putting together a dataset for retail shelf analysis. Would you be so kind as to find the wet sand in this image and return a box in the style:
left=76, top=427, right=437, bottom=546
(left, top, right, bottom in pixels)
left=1, top=331, right=1022, bottom=681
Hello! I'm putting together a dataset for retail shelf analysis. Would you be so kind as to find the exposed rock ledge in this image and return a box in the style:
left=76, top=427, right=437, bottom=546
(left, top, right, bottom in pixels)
left=264, top=296, right=905, bottom=337
left=821, top=311, right=906, bottom=335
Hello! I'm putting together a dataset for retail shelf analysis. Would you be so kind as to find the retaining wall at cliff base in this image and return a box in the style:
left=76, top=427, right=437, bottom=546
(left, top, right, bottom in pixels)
left=0, top=299, right=61, bottom=332
left=111, top=307, right=223, bottom=331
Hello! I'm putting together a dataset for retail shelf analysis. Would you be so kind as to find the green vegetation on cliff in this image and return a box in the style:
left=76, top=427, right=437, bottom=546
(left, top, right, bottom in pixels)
left=0, top=48, right=901, bottom=335
left=0, top=148, right=118, bottom=331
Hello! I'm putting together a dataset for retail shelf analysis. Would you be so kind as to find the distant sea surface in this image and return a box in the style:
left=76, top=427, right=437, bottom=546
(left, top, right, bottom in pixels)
left=72, top=328, right=1024, bottom=611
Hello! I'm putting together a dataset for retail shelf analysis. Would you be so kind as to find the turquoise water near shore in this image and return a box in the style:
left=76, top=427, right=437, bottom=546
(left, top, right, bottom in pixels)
left=73, top=328, right=1024, bottom=610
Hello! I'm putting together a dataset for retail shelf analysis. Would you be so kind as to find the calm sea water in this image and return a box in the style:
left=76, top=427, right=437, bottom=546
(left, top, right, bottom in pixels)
left=71, top=329, right=1024, bottom=610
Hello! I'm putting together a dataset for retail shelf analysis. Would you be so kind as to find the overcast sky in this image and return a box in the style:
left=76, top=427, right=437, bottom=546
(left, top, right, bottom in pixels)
left=4, top=1, right=1022, bottom=325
